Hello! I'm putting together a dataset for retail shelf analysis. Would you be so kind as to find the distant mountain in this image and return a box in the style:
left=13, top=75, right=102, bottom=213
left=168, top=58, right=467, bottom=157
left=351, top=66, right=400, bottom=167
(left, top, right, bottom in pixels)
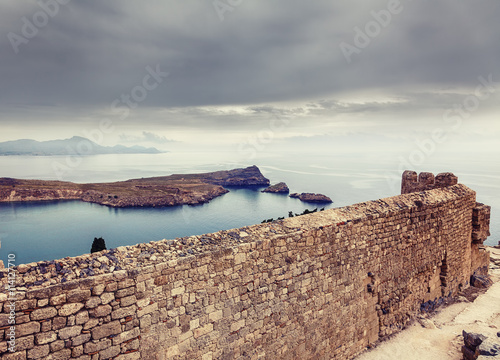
left=0, top=136, right=163, bottom=156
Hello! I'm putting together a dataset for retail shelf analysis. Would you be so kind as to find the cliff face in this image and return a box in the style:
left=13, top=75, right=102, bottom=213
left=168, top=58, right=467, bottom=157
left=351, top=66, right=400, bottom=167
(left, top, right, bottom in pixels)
left=202, top=165, right=270, bottom=186
left=0, top=188, right=83, bottom=202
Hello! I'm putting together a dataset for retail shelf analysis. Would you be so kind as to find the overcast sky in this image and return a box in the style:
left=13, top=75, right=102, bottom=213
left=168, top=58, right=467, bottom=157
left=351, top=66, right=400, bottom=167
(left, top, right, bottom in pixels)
left=1, top=1, right=499, bottom=154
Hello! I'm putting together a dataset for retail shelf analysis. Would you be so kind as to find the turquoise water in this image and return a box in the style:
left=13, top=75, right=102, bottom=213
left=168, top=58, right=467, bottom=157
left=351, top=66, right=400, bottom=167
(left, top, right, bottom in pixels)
left=0, top=152, right=498, bottom=264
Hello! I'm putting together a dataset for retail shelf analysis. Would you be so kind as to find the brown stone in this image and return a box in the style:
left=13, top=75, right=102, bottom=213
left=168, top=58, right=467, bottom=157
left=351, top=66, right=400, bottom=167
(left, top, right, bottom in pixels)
left=2, top=351, right=27, bottom=360
left=59, top=303, right=85, bottom=317
left=36, top=331, right=57, bottom=345
left=90, top=304, right=112, bottom=318
left=112, top=327, right=140, bottom=345
left=30, top=307, right=57, bottom=321
left=27, top=344, right=50, bottom=359
left=16, top=322, right=40, bottom=337
left=46, top=348, right=71, bottom=360
left=91, top=321, right=121, bottom=340
left=72, top=333, right=91, bottom=346
left=67, top=290, right=91, bottom=303
left=49, top=294, right=66, bottom=306
left=85, top=297, right=101, bottom=309
left=99, top=345, right=121, bottom=359
left=83, top=338, right=111, bottom=353
left=15, top=335, right=34, bottom=351
left=57, top=325, right=82, bottom=340
left=52, top=317, right=67, bottom=330
left=100, top=292, right=114, bottom=305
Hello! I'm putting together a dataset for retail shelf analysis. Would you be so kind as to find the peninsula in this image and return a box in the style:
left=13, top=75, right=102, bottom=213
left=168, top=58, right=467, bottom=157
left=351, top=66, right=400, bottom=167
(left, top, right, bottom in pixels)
left=0, top=165, right=270, bottom=207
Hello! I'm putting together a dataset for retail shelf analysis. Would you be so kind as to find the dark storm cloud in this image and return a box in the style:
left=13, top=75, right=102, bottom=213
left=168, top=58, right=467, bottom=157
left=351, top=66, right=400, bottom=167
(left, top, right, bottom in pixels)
left=1, top=1, right=500, bottom=116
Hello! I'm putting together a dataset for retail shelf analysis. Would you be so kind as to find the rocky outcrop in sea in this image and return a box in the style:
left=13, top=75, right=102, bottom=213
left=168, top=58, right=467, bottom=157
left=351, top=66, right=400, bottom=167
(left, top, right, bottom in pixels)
left=261, top=182, right=289, bottom=193
left=290, top=192, right=333, bottom=203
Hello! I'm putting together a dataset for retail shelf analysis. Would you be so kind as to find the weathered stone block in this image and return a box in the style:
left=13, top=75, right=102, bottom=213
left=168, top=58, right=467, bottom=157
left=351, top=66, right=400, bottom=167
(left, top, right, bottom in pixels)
left=46, top=348, right=71, bottom=360
left=120, top=295, right=137, bottom=307
left=115, top=352, right=141, bottom=360
left=59, top=303, right=84, bottom=317
left=49, top=294, right=66, bottom=306
left=83, top=338, right=111, bottom=353
left=72, top=333, right=91, bottom=346
left=52, top=317, right=67, bottom=330
left=16, top=322, right=40, bottom=337
left=91, top=320, right=121, bottom=340
left=36, top=331, right=57, bottom=345
left=112, top=327, right=140, bottom=345
left=2, top=351, right=27, bottom=360
left=137, top=303, right=158, bottom=318
left=90, top=304, right=112, bottom=318
left=30, top=307, right=57, bottom=321
left=67, top=289, right=91, bottom=303
left=85, top=296, right=101, bottom=309
left=15, top=335, right=34, bottom=351
left=116, top=287, right=135, bottom=298
left=27, top=344, right=50, bottom=359
left=172, top=286, right=185, bottom=296
left=75, top=311, right=89, bottom=325
left=100, top=292, right=114, bottom=305
left=99, top=345, right=120, bottom=359
left=57, top=325, right=82, bottom=340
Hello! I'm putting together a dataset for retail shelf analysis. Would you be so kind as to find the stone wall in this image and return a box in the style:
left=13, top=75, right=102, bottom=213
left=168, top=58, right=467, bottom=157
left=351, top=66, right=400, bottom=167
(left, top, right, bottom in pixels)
left=0, top=172, right=491, bottom=360
left=401, top=170, right=458, bottom=194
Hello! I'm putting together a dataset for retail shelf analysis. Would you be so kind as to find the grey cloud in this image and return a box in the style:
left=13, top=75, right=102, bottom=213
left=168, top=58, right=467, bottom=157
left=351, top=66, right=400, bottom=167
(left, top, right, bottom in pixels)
left=1, top=0, right=500, bottom=134
left=119, top=131, right=177, bottom=144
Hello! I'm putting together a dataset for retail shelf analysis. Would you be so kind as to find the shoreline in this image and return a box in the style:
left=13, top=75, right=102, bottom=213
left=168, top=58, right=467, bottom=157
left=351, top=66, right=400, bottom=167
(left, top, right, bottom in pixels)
left=0, top=166, right=269, bottom=208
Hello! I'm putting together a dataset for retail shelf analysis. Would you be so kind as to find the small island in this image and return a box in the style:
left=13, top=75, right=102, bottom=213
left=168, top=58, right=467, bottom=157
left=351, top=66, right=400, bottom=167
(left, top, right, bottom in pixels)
left=261, top=182, right=290, bottom=194
left=289, top=192, right=333, bottom=203
left=0, top=165, right=270, bottom=207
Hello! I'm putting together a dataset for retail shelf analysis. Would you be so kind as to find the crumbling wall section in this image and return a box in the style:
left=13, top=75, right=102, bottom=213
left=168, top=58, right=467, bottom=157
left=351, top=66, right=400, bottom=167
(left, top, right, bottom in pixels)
left=401, top=170, right=458, bottom=194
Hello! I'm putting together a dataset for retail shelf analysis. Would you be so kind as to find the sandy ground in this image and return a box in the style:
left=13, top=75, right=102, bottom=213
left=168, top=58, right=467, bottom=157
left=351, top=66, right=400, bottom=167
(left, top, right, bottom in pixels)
left=356, top=246, right=500, bottom=360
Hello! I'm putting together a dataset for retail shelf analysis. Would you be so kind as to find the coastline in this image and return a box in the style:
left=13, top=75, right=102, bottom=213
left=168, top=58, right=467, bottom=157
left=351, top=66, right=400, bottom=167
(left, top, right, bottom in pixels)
left=0, top=166, right=269, bottom=208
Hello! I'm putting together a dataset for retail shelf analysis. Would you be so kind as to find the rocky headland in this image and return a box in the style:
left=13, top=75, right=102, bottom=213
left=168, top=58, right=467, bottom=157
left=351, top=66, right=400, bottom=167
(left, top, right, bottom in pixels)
left=261, top=182, right=290, bottom=193
left=289, top=192, right=333, bottom=203
left=0, top=165, right=270, bottom=208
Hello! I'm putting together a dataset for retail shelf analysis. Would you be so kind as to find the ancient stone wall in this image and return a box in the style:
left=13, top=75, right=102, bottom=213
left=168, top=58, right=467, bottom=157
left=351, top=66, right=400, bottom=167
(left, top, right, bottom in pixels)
left=0, top=174, right=491, bottom=360
left=401, top=170, right=458, bottom=194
